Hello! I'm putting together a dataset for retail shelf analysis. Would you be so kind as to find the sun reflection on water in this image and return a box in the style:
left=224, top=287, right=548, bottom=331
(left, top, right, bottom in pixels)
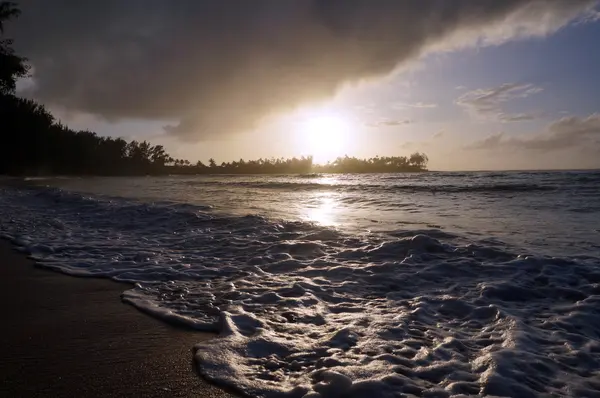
left=316, top=176, right=340, bottom=186
left=304, top=191, right=340, bottom=226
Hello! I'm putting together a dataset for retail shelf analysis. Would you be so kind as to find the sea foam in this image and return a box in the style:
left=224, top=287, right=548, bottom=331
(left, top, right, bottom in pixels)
left=1, top=185, right=600, bottom=397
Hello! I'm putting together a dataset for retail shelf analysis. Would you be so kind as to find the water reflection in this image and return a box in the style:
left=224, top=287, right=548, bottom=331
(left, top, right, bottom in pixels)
left=304, top=192, right=340, bottom=226
left=316, top=175, right=341, bottom=186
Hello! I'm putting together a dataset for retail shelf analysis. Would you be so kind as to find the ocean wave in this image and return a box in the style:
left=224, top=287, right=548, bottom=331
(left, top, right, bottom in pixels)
left=189, top=180, right=558, bottom=194
left=1, top=186, right=600, bottom=397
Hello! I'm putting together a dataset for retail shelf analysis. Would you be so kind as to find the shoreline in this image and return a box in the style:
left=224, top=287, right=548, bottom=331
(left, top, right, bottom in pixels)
left=0, top=240, right=236, bottom=397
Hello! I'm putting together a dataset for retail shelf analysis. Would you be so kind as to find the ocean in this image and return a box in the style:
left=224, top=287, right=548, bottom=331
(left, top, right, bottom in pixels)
left=1, top=171, right=600, bottom=397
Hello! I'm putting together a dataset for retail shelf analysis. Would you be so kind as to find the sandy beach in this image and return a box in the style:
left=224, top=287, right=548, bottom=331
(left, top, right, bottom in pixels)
left=0, top=240, right=235, bottom=397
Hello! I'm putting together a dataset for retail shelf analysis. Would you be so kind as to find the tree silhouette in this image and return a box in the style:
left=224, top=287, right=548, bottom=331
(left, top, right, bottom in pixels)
left=0, top=2, right=28, bottom=94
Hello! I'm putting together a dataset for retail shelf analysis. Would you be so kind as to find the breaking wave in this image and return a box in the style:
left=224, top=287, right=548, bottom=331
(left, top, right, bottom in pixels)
left=1, top=183, right=600, bottom=397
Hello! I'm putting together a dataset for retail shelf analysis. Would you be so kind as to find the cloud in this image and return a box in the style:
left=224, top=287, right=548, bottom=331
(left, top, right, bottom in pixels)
left=579, top=8, right=600, bottom=23
left=432, top=130, right=445, bottom=139
left=468, top=113, right=600, bottom=151
left=498, top=112, right=539, bottom=122
left=7, top=0, right=597, bottom=141
left=399, top=130, right=446, bottom=150
left=456, top=83, right=543, bottom=122
left=392, top=101, right=438, bottom=110
left=400, top=141, right=417, bottom=150
left=366, top=119, right=412, bottom=128
left=354, top=104, right=377, bottom=115
left=413, top=102, right=438, bottom=109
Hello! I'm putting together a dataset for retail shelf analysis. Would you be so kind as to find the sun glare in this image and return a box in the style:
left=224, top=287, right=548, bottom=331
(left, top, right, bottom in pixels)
left=302, top=115, right=348, bottom=164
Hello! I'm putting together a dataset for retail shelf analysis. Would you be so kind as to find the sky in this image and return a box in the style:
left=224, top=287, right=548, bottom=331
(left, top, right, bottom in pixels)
left=7, top=0, right=600, bottom=170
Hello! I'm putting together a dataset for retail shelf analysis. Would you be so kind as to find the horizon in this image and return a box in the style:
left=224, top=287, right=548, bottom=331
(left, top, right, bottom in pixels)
left=4, top=1, right=600, bottom=171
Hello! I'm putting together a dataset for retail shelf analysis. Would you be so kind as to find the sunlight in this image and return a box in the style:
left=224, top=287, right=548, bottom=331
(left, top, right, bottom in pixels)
left=304, top=192, right=339, bottom=226
left=302, top=115, right=349, bottom=164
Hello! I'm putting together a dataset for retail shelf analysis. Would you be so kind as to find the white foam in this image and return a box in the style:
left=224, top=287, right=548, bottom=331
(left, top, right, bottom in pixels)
left=1, top=185, right=600, bottom=397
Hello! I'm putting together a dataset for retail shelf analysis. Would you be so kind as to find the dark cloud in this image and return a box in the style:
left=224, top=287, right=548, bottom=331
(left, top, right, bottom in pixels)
left=468, top=113, right=600, bottom=151
left=7, top=0, right=597, bottom=140
left=456, top=83, right=543, bottom=122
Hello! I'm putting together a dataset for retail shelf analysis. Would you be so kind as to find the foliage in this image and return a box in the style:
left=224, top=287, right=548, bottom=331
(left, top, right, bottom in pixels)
left=315, top=154, right=428, bottom=173
left=0, top=1, right=28, bottom=94
left=0, top=2, right=428, bottom=176
left=168, top=154, right=428, bottom=174
left=0, top=94, right=172, bottom=175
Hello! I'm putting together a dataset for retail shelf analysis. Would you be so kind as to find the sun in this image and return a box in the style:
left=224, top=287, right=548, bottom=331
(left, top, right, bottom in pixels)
left=302, top=115, right=348, bottom=164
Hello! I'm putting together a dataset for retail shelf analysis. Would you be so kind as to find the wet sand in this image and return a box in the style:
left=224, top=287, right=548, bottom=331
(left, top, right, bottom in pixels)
left=0, top=240, right=236, bottom=397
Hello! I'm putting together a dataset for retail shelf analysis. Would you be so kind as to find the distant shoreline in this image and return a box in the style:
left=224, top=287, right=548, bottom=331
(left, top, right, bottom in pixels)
left=1, top=169, right=430, bottom=179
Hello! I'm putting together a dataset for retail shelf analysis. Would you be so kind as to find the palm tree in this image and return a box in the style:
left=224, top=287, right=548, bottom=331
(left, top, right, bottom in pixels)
left=150, top=145, right=168, bottom=166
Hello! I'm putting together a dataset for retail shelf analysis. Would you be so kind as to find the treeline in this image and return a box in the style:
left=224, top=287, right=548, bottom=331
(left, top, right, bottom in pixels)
left=168, top=153, right=428, bottom=174
left=316, top=154, right=428, bottom=173
left=0, top=95, right=174, bottom=175
left=0, top=2, right=428, bottom=176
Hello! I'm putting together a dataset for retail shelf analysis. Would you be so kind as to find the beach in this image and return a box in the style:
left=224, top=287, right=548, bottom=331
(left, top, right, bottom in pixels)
left=0, top=240, right=235, bottom=397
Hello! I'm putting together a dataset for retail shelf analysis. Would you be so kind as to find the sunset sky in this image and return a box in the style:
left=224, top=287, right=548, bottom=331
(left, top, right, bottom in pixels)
left=8, top=0, right=600, bottom=170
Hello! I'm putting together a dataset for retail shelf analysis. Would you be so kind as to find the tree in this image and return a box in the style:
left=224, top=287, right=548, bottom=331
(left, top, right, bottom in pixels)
left=0, top=1, right=29, bottom=94
left=0, top=1, right=18, bottom=32
left=150, top=145, right=168, bottom=167
left=409, top=152, right=428, bottom=169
